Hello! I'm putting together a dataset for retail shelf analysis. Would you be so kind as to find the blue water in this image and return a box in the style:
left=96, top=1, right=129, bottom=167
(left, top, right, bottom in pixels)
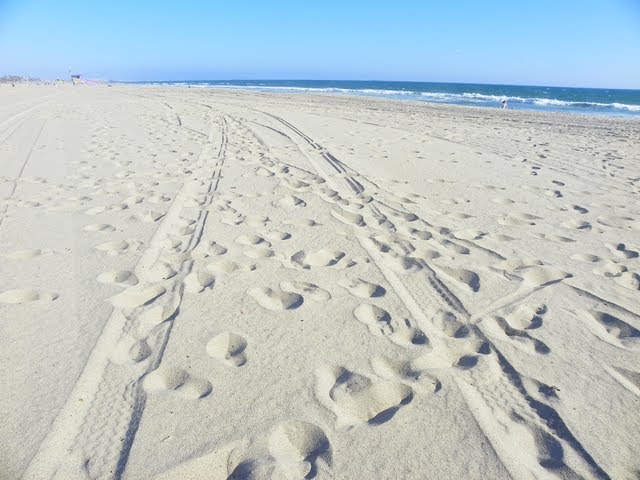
left=132, top=79, right=640, bottom=117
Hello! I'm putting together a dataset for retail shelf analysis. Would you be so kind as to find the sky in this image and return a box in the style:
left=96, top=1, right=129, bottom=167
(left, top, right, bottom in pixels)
left=1, top=0, right=639, bottom=88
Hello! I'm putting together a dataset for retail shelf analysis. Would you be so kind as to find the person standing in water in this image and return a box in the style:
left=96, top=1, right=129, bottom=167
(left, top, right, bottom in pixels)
left=501, top=98, right=508, bottom=109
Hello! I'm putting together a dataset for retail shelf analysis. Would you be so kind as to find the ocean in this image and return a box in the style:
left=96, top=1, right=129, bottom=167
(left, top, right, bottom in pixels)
left=132, top=79, right=640, bottom=117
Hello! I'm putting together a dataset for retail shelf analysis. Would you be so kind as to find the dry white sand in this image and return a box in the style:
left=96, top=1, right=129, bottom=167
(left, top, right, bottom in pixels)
left=1, top=84, right=639, bottom=480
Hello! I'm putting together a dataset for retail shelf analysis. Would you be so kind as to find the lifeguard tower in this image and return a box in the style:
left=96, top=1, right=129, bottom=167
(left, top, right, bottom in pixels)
left=71, top=74, right=81, bottom=85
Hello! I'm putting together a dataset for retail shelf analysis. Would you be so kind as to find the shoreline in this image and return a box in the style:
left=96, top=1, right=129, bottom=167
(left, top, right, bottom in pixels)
left=122, top=81, right=640, bottom=118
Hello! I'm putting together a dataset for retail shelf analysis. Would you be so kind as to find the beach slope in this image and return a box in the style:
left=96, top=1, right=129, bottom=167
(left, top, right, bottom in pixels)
left=1, top=85, right=638, bottom=480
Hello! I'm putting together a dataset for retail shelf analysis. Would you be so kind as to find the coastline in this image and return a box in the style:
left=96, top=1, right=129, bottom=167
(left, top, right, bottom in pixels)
left=126, top=80, right=640, bottom=117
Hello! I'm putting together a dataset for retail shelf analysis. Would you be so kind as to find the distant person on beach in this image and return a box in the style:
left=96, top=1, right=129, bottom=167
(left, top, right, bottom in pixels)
left=501, top=99, right=508, bottom=109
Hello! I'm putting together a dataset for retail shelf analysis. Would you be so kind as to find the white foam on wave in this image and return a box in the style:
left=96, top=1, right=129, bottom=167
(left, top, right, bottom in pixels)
left=612, top=102, right=640, bottom=112
left=532, top=98, right=572, bottom=106
left=204, top=85, right=417, bottom=96
left=462, top=92, right=528, bottom=102
left=422, top=91, right=640, bottom=112
left=531, top=98, right=640, bottom=111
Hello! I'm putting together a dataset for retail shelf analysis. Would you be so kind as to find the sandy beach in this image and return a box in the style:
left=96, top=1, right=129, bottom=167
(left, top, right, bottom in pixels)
left=1, top=84, right=639, bottom=480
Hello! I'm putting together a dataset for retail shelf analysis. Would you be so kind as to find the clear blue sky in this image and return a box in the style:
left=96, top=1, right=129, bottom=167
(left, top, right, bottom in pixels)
left=1, top=0, right=639, bottom=88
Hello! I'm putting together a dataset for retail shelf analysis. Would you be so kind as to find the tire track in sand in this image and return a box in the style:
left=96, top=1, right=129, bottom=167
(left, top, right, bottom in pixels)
left=251, top=109, right=610, bottom=480
left=0, top=118, right=47, bottom=229
left=24, top=110, right=229, bottom=480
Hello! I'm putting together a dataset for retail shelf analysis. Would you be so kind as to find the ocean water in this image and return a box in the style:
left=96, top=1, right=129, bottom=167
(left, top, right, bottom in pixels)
left=133, top=79, right=640, bottom=117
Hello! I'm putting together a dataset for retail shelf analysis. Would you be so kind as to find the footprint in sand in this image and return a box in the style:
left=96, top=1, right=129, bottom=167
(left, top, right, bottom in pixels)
left=279, top=281, right=331, bottom=301
left=364, top=234, right=405, bottom=255
left=593, top=260, right=627, bottom=278
left=109, top=283, right=166, bottom=309
left=338, top=277, right=385, bottom=298
left=315, top=364, right=413, bottom=427
left=453, top=229, right=487, bottom=241
left=605, top=242, right=638, bottom=259
left=446, top=212, right=473, bottom=221
left=440, top=240, right=470, bottom=255
left=154, top=440, right=247, bottom=480
left=570, top=253, right=600, bottom=263
left=268, top=421, right=330, bottom=479
left=193, top=241, right=228, bottom=258
left=0, top=289, right=58, bottom=304
left=173, top=216, right=197, bottom=235
left=0, top=249, right=54, bottom=260
left=159, top=237, right=183, bottom=251
left=147, top=194, right=171, bottom=204
left=220, top=212, right=245, bottom=227
left=184, top=195, right=209, bottom=208
left=249, top=287, right=303, bottom=311
left=378, top=253, right=423, bottom=274
left=161, top=251, right=192, bottom=268
left=584, top=310, right=640, bottom=350
left=255, top=166, right=275, bottom=177
left=492, top=258, right=542, bottom=273
left=318, top=187, right=339, bottom=199
left=290, top=249, right=347, bottom=269
left=136, top=210, right=165, bottom=223
left=142, top=262, right=177, bottom=282
left=371, top=356, right=441, bottom=395
left=283, top=218, right=321, bottom=227
left=235, top=234, right=272, bottom=248
left=22, top=176, right=47, bottom=184
left=13, top=199, right=41, bottom=208
left=597, top=215, right=640, bottom=230
left=572, top=205, right=589, bottom=214
left=544, top=189, right=563, bottom=198
left=207, top=332, right=247, bottom=367
left=97, top=270, right=138, bottom=286
left=245, top=214, right=270, bottom=228
left=330, top=207, right=366, bottom=227
left=498, top=213, right=541, bottom=226
left=144, top=366, right=212, bottom=399
left=94, top=239, right=128, bottom=254
left=423, top=310, right=471, bottom=338
left=85, top=203, right=128, bottom=216
left=505, top=304, right=547, bottom=330
left=486, top=233, right=516, bottom=242
left=378, top=204, right=418, bottom=222
left=136, top=299, right=180, bottom=337
left=94, top=240, right=140, bottom=256
left=259, top=229, right=292, bottom=241
left=184, top=270, right=215, bottom=293
left=532, top=233, right=575, bottom=243
left=560, top=218, right=591, bottom=230
left=615, top=271, right=640, bottom=291
left=397, top=225, right=432, bottom=241
left=206, top=258, right=255, bottom=275
left=432, top=265, right=480, bottom=292
left=243, top=245, right=275, bottom=259
left=517, top=266, right=571, bottom=287
left=283, top=178, right=311, bottom=191
left=110, top=335, right=151, bottom=364
left=491, top=197, right=516, bottom=205
left=273, top=194, right=306, bottom=209
left=353, top=303, right=427, bottom=347
left=412, top=340, right=491, bottom=371
left=123, top=194, right=144, bottom=207
left=481, top=316, right=550, bottom=355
